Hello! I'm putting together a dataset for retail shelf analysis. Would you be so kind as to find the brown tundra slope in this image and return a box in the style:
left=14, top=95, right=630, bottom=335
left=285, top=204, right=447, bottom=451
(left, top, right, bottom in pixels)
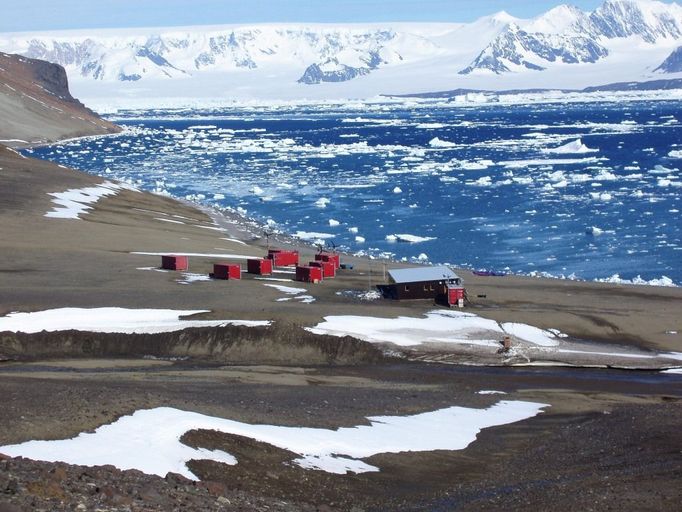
left=0, top=51, right=120, bottom=146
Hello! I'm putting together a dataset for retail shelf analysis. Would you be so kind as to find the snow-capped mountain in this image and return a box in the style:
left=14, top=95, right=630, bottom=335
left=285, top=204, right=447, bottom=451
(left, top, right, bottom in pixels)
left=0, top=0, right=681, bottom=103
left=461, top=0, right=682, bottom=74
left=656, top=45, right=682, bottom=70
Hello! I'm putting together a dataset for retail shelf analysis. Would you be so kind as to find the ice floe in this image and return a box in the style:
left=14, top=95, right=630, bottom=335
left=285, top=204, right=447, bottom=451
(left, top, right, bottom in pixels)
left=541, top=139, right=598, bottom=155
left=388, top=234, right=437, bottom=243
left=0, top=308, right=269, bottom=334
left=0, top=403, right=548, bottom=478
left=428, top=137, right=457, bottom=148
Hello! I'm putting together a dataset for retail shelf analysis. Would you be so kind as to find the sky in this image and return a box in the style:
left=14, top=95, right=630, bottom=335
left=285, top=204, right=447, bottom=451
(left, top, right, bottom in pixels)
left=0, top=0, right=612, bottom=32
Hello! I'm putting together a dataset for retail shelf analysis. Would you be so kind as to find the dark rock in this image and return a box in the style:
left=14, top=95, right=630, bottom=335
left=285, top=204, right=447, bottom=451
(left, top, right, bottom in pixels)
left=655, top=46, right=682, bottom=73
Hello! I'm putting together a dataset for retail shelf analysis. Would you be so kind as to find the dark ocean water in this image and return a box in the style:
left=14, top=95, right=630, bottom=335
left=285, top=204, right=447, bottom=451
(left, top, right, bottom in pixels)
left=25, top=100, right=682, bottom=285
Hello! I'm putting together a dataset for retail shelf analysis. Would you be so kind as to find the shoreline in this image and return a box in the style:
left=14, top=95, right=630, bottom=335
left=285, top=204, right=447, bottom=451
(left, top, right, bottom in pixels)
left=22, top=113, right=681, bottom=289
left=3, top=127, right=681, bottom=367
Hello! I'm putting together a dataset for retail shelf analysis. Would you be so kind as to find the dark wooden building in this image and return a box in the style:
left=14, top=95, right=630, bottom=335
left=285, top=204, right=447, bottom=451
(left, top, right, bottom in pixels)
left=377, top=266, right=462, bottom=301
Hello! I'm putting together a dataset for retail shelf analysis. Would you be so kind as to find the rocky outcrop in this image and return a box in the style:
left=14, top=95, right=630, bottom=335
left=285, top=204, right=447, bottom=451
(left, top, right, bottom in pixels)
left=459, top=25, right=608, bottom=74
left=0, top=52, right=120, bottom=146
left=655, top=46, right=682, bottom=72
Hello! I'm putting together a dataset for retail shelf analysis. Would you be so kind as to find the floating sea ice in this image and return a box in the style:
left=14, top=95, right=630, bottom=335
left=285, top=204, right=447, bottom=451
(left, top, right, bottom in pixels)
left=393, top=186, right=402, bottom=194
left=315, top=197, right=330, bottom=208
left=329, top=219, right=340, bottom=227
left=295, top=231, right=334, bottom=241
left=392, top=234, right=436, bottom=243
left=585, top=226, right=604, bottom=235
left=429, top=137, right=457, bottom=148
left=468, top=176, right=492, bottom=187
left=355, top=236, right=366, bottom=243
left=542, top=139, right=598, bottom=154
left=417, top=253, right=429, bottom=261
left=385, top=235, right=398, bottom=242
left=348, top=227, right=359, bottom=234
left=589, top=192, right=613, bottom=201
left=668, top=150, right=682, bottom=159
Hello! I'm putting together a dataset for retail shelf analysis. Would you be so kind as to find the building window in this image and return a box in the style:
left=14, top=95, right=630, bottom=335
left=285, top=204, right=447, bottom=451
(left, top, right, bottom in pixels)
left=405, top=285, right=410, bottom=291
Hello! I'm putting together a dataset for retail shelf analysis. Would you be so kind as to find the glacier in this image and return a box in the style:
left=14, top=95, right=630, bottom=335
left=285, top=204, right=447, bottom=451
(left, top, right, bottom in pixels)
left=1, top=0, right=682, bottom=103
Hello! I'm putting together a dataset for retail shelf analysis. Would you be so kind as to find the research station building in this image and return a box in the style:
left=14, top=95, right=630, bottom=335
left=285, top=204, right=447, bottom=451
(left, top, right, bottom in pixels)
left=377, top=266, right=462, bottom=301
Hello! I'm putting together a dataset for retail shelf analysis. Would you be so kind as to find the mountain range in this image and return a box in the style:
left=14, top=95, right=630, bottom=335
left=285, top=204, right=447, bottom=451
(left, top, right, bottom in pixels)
left=0, top=0, right=681, bottom=103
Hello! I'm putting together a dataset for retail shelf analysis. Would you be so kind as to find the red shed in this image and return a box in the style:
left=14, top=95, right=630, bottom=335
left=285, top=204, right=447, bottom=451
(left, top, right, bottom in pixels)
left=212, top=263, right=241, bottom=280
left=267, top=249, right=299, bottom=267
left=161, top=255, right=189, bottom=271
left=447, top=285, right=465, bottom=308
left=309, top=260, right=335, bottom=278
left=247, top=258, right=273, bottom=275
left=315, top=252, right=340, bottom=269
left=296, top=265, right=323, bottom=283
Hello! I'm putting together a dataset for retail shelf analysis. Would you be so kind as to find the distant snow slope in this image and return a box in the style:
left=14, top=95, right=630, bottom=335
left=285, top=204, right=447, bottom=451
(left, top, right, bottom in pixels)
left=1, top=0, right=682, bottom=103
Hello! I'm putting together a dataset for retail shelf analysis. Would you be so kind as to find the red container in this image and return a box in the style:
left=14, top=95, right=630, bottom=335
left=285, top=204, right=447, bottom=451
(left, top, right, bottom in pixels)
left=213, top=263, right=241, bottom=280
left=315, top=252, right=340, bottom=269
left=447, top=286, right=465, bottom=307
left=296, top=265, right=323, bottom=283
left=247, top=258, right=273, bottom=275
left=267, top=249, right=299, bottom=267
left=309, top=260, right=335, bottom=278
left=161, top=255, right=189, bottom=271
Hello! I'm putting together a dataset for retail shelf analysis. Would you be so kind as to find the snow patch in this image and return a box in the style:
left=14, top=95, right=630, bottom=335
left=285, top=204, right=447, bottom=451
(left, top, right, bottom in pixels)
left=45, top=181, right=136, bottom=219
left=0, top=403, right=548, bottom=478
left=0, top=308, right=269, bottom=334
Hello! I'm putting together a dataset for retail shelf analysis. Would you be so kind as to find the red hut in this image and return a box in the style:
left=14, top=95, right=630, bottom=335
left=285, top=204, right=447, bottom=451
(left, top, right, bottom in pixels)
left=296, top=265, right=323, bottom=283
left=309, top=260, right=335, bottom=278
left=315, top=252, right=340, bottom=269
left=447, top=284, right=465, bottom=308
left=267, top=249, right=299, bottom=267
left=161, top=255, right=189, bottom=271
left=212, top=263, right=241, bottom=280
left=247, top=258, right=273, bottom=275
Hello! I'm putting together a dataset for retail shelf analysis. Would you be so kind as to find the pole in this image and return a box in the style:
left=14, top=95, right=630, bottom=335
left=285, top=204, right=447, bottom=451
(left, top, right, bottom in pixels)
left=368, top=255, right=372, bottom=292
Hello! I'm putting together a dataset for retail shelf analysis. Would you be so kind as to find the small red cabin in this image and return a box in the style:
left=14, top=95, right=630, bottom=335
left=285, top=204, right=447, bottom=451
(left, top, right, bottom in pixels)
left=161, top=255, right=189, bottom=271
left=447, top=285, right=465, bottom=308
left=247, top=258, right=273, bottom=275
left=296, top=265, right=323, bottom=283
left=267, top=249, right=299, bottom=267
left=315, top=252, right=340, bottom=269
left=309, top=260, right=335, bottom=278
left=212, top=263, right=241, bottom=280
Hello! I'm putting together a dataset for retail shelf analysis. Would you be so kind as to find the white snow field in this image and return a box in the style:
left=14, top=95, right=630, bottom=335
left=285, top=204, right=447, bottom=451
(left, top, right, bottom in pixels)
left=0, top=308, right=269, bottom=334
left=2, top=1, right=682, bottom=105
left=306, top=309, right=562, bottom=348
left=45, top=181, right=138, bottom=219
left=306, top=310, right=682, bottom=364
left=0, top=402, right=549, bottom=478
